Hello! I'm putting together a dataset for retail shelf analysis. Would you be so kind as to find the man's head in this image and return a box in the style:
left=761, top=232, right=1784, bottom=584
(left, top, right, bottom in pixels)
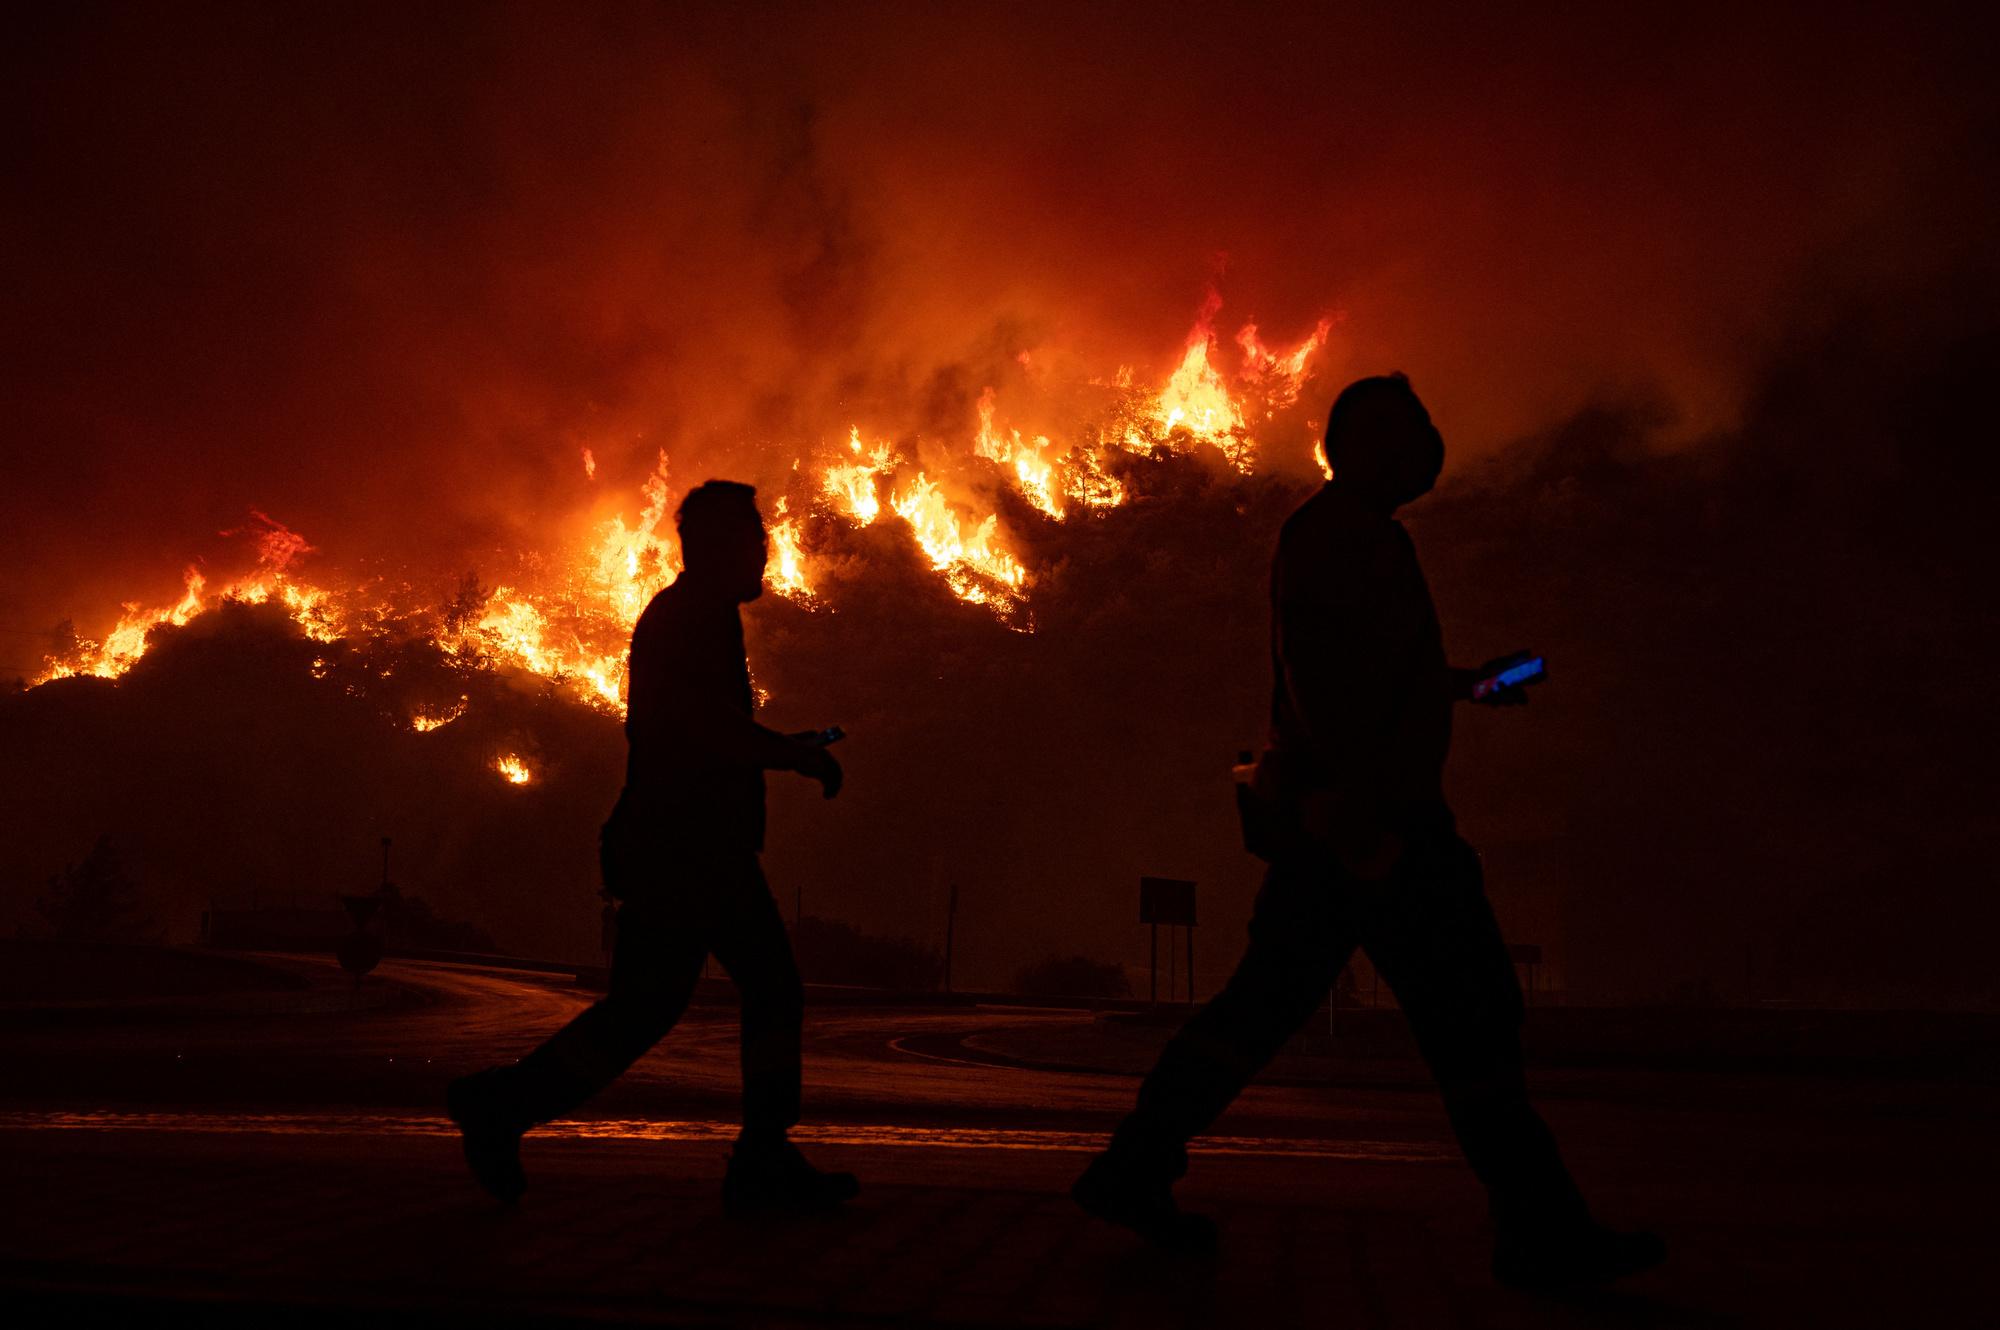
left=676, top=480, right=767, bottom=602
left=1322, top=373, right=1444, bottom=512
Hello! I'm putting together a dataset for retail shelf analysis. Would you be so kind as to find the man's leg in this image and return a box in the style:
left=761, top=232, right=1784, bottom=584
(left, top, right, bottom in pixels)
left=708, top=859, right=857, bottom=1213
left=1078, top=858, right=1353, bottom=1245
left=1363, top=834, right=1662, bottom=1285
left=1112, top=859, right=1353, bottom=1171
left=706, top=859, right=804, bottom=1144
left=448, top=896, right=707, bottom=1200
left=494, top=897, right=708, bottom=1122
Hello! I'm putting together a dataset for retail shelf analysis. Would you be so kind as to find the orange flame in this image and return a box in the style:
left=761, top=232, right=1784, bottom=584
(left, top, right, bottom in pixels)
left=822, top=427, right=894, bottom=525
left=35, top=293, right=1331, bottom=715
left=888, top=471, right=1028, bottom=611
left=39, top=513, right=334, bottom=682
left=975, top=388, right=1065, bottom=520
left=765, top=499, right=813, bottom=603
left=411, top=698, right=469, bottom=732
left=1113, top=296, right=1328, bottom=474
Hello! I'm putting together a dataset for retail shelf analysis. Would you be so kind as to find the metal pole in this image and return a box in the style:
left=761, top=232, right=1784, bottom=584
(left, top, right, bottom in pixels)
left=1150, top=923, right=1158, bottom=1006
left=1186, top=924, right=1195, bottom=1006
left=943, top=883, right=957, bottom=994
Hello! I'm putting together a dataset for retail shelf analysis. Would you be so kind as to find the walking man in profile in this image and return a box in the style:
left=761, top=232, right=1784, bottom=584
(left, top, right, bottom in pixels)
left=1073, top=376, right=1663, bottom=1288
left=449, top=480, right=857, bottom=1214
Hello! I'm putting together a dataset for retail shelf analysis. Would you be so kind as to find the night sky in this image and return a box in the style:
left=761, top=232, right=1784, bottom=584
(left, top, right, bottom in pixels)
left=4, top=2, right=1994, bottom=1001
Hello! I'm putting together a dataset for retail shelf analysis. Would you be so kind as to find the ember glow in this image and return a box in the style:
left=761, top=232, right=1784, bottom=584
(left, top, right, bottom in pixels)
left=410, top=698, right=468, bottom=733
left=31, top=297, right=1328, bottom=711
left=494, top=754, right=534, bottom=786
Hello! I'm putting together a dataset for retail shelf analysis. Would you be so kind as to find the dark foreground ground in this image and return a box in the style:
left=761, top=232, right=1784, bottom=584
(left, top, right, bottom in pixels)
left=2, top=950, right=1994, bottom=1328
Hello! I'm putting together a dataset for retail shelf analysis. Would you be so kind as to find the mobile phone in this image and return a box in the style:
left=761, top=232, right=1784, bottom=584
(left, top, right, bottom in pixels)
left=811, top=725, right=846, bottom=746
left=1471, top=654, right=1545, bottom=700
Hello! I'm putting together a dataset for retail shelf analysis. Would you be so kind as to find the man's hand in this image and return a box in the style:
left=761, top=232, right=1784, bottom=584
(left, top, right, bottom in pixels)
left=794, top=744, right=843, bottom=799
left=1245, top=748, right=1285, bottom=802
left=1459, top=652, right=1535, bottom=707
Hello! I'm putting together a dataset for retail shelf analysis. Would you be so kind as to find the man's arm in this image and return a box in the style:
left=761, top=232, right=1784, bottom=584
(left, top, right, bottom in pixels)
left=665, top=704, right=811, bottom=770
left=641, top=703, right=841, bottom=795
left=626, top=610, right=843, bottom=795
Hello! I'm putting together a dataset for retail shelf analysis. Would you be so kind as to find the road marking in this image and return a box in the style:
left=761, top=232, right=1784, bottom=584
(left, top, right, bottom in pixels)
left=0, top=1110, right=1452, bottom=1162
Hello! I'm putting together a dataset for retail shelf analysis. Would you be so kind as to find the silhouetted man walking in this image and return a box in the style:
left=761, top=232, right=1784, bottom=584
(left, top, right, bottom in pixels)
left=1073, top=376, right=1662, bottom=1288
left=449, top=480, right=857, bottom=1214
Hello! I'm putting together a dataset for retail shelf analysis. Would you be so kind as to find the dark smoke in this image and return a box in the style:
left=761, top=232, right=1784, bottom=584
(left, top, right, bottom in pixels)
left=3, top=3, right=1996, bottom=1002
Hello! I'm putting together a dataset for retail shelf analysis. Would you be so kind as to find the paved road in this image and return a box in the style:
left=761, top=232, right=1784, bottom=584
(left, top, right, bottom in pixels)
left=2, top=955, right=1993, bottom=1326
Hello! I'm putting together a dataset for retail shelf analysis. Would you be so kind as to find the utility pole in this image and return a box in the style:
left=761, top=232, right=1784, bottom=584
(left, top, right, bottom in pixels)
left=943, top=883, right=958, bottom=994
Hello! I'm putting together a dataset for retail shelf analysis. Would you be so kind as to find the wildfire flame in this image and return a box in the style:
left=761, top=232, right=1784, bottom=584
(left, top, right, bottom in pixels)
left=1148, top=323, right=1250, bottom=465
left=411, top=698, right=469, bottom=732
left=31, top=295, right=1330, bottom=717
left=765, top=498, right=813, bottom=603
left=822, top=427, right=893, bottom=524
left=888, top=472, right=1028, bottom=611
left=494, top=753, right=533, bottom=785
left=39, top=512, right=329, bottom=682
left=975, top=388, right=1064, bottom=520
left=1239, top=317, right=1333, bottom=408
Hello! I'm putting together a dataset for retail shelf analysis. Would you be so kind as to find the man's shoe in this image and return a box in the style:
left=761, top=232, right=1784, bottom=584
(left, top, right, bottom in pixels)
left=446, top=1071, right=527, bottom=1204
left=723, top=1139, right=860, bottom=1216
left=1493, top=1221, right=1665, bottom=1289
left=1072, top=1151, right=1218, bottom=1252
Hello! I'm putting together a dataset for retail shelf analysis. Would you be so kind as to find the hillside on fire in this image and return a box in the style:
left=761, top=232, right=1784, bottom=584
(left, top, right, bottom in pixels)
left=6, top=289, right=1994, bottom=1005
left=6, top=1, right=1995, bottom=1009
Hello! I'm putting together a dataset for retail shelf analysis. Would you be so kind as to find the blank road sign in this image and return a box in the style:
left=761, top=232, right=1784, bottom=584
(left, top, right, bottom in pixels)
left=1140, top=877, right=1197, bottom=926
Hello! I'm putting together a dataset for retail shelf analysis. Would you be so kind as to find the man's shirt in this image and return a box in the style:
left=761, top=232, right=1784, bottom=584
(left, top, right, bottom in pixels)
left=1270, top=483, right=1453, bottom=829
left=623, top=580, right=766, bottom=852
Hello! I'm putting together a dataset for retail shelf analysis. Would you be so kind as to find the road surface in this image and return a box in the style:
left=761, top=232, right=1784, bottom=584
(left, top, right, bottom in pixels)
left=2, top=955, right=1992, bottom=1326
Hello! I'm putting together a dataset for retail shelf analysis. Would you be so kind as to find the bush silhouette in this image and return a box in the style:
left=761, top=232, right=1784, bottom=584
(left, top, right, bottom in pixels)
left=35, top=835, right=159, bottom=943
left=1012, top=954, right=1130, bottom=998
left=792, top=914, right=939, bottom=991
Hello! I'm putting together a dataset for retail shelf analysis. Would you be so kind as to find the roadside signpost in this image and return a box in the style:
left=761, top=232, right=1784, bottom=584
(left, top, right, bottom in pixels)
left=1140, top=877, right=1198, bottom=1006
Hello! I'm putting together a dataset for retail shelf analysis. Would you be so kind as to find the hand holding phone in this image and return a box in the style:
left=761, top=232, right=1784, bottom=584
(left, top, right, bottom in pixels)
left=1469, top=652, right=1545, bottom=706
